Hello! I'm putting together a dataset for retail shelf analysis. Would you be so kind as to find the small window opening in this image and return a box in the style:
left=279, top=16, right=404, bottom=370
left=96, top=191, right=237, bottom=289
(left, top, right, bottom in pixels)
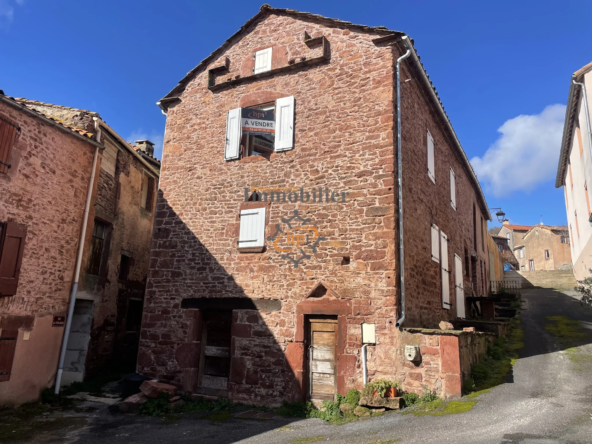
left=341, top=256, right=350, bottom=266
left=545, top=250, right=550, bottom=259
left=119, top=254, right=131, bottom=280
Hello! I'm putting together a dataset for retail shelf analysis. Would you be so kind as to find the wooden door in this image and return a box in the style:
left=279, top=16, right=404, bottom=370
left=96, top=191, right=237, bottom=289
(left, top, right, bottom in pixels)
left=455, top=254, right=466, bottom=319
left=308, top=318, right=338, bottom=401
left=197, top=311, right=232, bottom=397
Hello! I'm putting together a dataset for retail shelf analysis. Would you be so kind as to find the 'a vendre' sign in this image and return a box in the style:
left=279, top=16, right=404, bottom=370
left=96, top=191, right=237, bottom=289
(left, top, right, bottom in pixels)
left=241, top=109, right=275, bottom=136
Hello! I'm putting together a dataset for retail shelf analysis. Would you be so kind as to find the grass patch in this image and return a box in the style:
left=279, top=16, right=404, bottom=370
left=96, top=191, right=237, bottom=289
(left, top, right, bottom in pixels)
left=291, top=437, right=326, bottom=443
left=544, top=316, right=587, bottom=347
left=275, top=389, right=362, bottom=423
left=403, top=398, right=476, bottom=416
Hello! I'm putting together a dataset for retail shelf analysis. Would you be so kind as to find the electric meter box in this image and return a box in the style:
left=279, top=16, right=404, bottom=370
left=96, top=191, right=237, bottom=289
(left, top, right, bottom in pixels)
left=362, top=323, right=376, bottom=344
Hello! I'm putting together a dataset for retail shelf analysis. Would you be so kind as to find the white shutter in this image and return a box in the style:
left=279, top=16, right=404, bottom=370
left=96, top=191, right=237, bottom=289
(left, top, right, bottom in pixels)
left=254, top=48, right=272, bottom=74
left=431, top=224, right=440, bottom=263
left=275, top=96, right=295, bottom=152
left=450, top=168, right=456, bottom=210
left=238, top=207, right=266, bottom=248
left=441, top=231, right=451, bottom=309
left=454, top=254, right=465, bottom=318
left=225, top=108, right=242, bottom=161
left=427, top=130, right=435, bottom=183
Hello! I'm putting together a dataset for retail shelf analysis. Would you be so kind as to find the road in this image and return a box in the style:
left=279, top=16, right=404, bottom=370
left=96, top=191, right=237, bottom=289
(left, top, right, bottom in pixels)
left=6, top=287, right=592, bottom=444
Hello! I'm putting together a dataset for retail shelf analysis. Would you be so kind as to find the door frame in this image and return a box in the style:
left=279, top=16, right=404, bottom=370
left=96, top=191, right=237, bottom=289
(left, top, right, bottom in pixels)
left=306, top=315, right=338, bottom=402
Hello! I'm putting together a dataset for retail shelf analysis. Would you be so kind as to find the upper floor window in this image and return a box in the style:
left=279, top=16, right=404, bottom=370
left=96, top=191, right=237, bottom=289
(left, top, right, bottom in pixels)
left=225, top=96, right=295, bottom=161
left=0, top=115, right=20, bottom=174
left=427, top=130, right=435, bottom=183
left=141, top=173, right=155, bottom=212
left=449, top=168, right=456, bottom=210
left=88, top=219, right=111, bottom=277
left=498, top=244, right=503, bottom=253
left=545, top=249, right=550, bottom=259
left=0, top=221, right=27, bottom=297
left=254, top=48, right=273, bottom=74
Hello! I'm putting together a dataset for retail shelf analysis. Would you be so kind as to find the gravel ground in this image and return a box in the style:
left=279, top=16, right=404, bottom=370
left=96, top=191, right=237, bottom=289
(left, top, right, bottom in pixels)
left=3, top=287, right=592, bottom=444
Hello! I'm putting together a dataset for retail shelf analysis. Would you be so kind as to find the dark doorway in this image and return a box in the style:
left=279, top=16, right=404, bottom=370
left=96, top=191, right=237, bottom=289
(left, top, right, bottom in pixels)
left=197, top=311, right=232, bottom=397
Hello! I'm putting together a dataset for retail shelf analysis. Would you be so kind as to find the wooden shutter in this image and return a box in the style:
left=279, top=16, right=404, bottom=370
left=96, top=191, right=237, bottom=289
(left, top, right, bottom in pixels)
left=454, top=254, right=465, bottom=318
left=441, top=231, right=451, bottom=309
left=225, top=108, right=241, bottom=161
left=0, top=222, right=27, bottom=296
left=238, top=208, right=266, bottom=248
left=450, top=168, right=456, bottom=210
left=427, top=130, right=435, bottom=183
left=0, top=329, right=18, bottom=382
left=254, top=48, right=273, bottom=74
left=274, top=96, right=295, bottom=152
left=0, top=116, right=19, bottom=175
left=431, top=224, right=440, bottom=263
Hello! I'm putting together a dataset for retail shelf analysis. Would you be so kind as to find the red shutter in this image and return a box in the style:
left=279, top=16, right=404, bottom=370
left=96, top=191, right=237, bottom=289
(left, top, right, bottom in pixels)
left=0, top=222, right=28, bottom=296
left=0, top=329, right=18, bottom=382
left=0, top=116, right=20, bottom=175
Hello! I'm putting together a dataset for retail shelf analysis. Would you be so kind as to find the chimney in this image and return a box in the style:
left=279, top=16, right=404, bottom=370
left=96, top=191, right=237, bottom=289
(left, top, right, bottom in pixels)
left=503, top=219, right=509, bottom=226
left=135, top=140, right=155, bottom=157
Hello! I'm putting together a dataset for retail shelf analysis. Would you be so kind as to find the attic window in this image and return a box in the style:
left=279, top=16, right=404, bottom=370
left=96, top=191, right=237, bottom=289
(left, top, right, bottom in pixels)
left=254, top=48, right=272, bottom=74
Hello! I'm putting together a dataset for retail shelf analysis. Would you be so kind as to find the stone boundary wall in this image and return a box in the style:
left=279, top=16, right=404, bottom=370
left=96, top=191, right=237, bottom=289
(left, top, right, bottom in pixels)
left=398, top=328, right=494, bottom=399
left=505, top=270, right=577, bottom=290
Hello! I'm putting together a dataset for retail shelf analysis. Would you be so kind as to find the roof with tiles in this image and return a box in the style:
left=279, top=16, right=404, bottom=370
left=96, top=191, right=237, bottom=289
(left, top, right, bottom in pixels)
left=0, top=92, right=95, bottom=139
left=504, top=224, right=533, bottom=231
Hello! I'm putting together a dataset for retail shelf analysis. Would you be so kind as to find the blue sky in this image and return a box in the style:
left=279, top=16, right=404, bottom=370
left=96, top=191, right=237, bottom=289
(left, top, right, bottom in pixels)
left=1, top=0, right=591, bottom=228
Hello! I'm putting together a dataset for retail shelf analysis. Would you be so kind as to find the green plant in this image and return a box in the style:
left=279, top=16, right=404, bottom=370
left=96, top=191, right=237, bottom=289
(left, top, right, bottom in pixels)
left=138, top=393, right=172, bottom=416
left=463, top=378, right=476, bottom=394
left=345, top=389, right=361, bottom=407
left=361, top=379, right=399, bottom=398
left=417, top=391, right=438, bottom=404
left=401, top=392, right=419, bottom=407
left=275, top=401, right=312, bottom=418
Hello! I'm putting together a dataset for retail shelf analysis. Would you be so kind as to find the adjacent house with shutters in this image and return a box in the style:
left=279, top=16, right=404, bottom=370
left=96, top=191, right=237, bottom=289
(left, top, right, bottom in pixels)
left=0, top=92, right=159, bottom=405
left=556, top=60, right=592, bottom=280
left=140, top=6, right=493, bottom=404
left=513, top=225, right=571, bottom=272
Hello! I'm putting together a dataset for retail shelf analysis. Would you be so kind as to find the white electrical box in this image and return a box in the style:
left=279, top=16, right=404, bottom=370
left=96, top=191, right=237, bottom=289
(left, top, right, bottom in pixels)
left=362, top=323, right=376, bottom=344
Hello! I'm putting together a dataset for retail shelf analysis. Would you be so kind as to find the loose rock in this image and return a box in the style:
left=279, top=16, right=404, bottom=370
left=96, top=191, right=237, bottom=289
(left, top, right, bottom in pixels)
left=140, top=381, right=177, bottom=399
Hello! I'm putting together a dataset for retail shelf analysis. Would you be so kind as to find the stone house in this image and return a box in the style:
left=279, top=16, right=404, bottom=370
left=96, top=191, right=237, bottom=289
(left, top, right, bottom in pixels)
left=0, top=92, right=159, bottom=405
left=497, top=221, right=532, bottom=252
left=513, top=225, right=571, bottom=272
left=140, top=6, right=492, bottom=404
left=556, top=60, right=592, bottom=280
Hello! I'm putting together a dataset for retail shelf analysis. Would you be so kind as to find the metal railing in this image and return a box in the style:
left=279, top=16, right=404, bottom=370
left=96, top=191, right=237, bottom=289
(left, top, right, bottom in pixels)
left=490, top=280, right=522, bottom=294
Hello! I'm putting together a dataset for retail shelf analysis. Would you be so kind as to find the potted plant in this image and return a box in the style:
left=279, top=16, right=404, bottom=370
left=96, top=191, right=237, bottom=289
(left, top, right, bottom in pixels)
left=362, top=379, right=399, bottom=398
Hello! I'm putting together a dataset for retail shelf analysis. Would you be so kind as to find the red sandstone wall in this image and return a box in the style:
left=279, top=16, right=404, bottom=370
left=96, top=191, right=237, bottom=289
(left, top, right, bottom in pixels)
left=140, top=13, right=399, bottom=404
left=0, top=101, right=96, bottom=404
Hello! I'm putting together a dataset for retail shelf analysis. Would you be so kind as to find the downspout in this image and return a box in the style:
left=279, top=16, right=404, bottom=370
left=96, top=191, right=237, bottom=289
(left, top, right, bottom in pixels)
left=362, top=344, right=368, bottom=386
left=395, top=39, right=411, bottom=328
left=573, top=77, right=592, bottom=158
left=54, top=119, right=101, bottom=394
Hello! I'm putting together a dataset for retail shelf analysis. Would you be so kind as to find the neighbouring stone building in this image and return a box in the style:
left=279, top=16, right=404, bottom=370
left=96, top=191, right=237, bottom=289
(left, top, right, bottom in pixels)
left=513, top=225, right=571, bottom=272
left=139, top=6, right=493, bottom=404
left=556, top=60, right=592, bottom=281
left=492, top=234, right=519, bottom=269
left=0, top=92, right=159, bottom=405
left=497, top=221, right=532, bottom=252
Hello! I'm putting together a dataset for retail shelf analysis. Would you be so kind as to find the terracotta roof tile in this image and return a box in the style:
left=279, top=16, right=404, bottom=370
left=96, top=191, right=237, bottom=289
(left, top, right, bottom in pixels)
left=504, top=224, right=533, bottom=231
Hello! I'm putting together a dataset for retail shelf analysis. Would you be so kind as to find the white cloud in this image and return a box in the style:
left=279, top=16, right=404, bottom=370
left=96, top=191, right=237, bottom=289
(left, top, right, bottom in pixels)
left=470, top=104, right=566, bottom=197
left=0, top=0, right=22, bottom=30
left=126, top=129, right=164, bottom=160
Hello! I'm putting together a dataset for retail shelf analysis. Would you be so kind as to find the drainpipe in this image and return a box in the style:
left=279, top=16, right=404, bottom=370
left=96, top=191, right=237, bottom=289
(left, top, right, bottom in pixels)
left=573, top=77, right=592, bottom=159
left=54, top=120, right=101, bottom=394
left=395, top=39, right=411, bottom=328
left=362, top=344, right=368, bottom=386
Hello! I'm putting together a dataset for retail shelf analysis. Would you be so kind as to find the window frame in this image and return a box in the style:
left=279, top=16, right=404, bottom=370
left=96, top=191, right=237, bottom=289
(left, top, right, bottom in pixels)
left=253, top=47, right=273, bottom=74
left=237, top=202, right=269, bottom=253
left=427, top=130, right=435, bottom=184
left=0, top=114, right=20, bottom=175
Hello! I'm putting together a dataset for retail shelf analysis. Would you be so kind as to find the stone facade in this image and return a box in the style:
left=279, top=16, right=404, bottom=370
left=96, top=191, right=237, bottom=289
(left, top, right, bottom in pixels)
left=0, top=96, right=98, bottom=405
left=514, top=225, right=571, bottom=272
left=140, top=7, right=491, bottom=404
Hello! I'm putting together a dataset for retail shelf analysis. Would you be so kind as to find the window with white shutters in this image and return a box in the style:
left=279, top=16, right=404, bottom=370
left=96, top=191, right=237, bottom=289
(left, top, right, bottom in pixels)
left=225, top=108, right=242, bottom=161
left=431, top=224, right=440, bottom=263
left=274, top=96, right=295, bottom=152
left=254, top=48, right=273, bottom=74
left=427, top=130, right=435, bottom=183
left=441, top=231, right=451, bottom=309
left=238, top=207, right=266, bottom=250
left=450, top=168, right=456, bottom=210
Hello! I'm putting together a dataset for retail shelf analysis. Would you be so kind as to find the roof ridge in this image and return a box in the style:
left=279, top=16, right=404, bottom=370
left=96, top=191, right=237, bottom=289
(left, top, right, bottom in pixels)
left=14, top=97, right=100, bottom=117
